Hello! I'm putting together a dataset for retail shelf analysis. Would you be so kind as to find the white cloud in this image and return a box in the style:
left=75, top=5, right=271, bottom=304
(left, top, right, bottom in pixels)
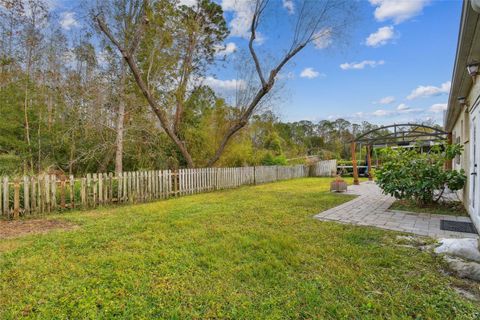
left=221, top=0, right=255, bottom=39
left=395, top=103, right=421, bottom=113
left=373, top=109, right=391, bottom=117
left=283, top=0, right=294, bottom=14
left=429, top=103, right=447, bottom=113
left=300, top=67, right=324, bottom=79
left=406, top=81, right=451, bottom=100
left=369, top=0, right=430, bottom=24
left=60, top=12, right=79, bottom=30
left=340, top=60, right=385, bottom=70
left=313, top=27, right=333, bottom=49
left=201, top=76, right=246, bottom=91
left=366, top=26, right=395, bottom=47
left=373, top=106, right=422, bottom=117
left=221, top=0, right=265, bottom=44
left=329, top=107, right=433, bottom=122
left=215, top=42, right=237, bottom=56
left=377, top=96, right=395, bottom=104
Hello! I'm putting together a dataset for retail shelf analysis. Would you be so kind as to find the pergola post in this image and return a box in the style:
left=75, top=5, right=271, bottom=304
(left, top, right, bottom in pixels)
left=367, top=145, right=373, bottom=181
left=351, top=142, right=359, bottom=185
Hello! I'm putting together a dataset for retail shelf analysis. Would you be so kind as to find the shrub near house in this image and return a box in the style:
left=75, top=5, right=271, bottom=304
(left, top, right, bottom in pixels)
left=376, top=144, right=466, bottom=205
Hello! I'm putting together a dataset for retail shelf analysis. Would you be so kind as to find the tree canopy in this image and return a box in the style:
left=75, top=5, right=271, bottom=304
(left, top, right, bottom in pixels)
left=0, top=0, right=373, bottom=176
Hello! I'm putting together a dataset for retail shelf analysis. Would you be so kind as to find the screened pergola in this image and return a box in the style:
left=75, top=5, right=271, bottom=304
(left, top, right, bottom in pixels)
left=350, top=124, right=450, bottom=185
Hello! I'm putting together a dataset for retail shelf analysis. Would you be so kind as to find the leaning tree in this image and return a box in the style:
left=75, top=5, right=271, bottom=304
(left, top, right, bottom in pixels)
left=95, top=0, right=357, bottom=168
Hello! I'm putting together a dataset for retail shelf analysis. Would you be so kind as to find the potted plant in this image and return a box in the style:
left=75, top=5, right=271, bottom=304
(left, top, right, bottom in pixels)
left=330, top=175, right=348, bottom=192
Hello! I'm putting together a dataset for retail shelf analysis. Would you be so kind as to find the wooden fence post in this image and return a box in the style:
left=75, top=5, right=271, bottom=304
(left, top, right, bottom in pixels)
left=69, top=175, right=75, bottom=209
left=23, top=176, right=30, bottom=215
left=128, top=172, right=133, bottom=203
left=60, top=175, right=66, bottom=209
left=13, top=178, right=20, bottom=219
left=81, top=177, right=86, bottom=207
left=86, top=173, right=91, bottom=207
left=45, top=175, right=51, bottom=212
left=2, top=177, right=8, bottom=217
left=93, top=173, right=97, bottom=206
left=172, top=170, right=178, bottom=197
left=38, top=176, right=44, bottom=213
left=98, top=173, right=103, bottom=205
left=118, top=172, right=123, bottom=203
left=31, top=176, right=36, bottom=213
left=51, top=175, right=57, bottom=211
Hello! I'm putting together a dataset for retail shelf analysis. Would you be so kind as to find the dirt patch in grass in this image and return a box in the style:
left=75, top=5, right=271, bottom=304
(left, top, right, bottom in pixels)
left=0, top=219, right=76, bottom=239
left=390, top=199, right=468, bottom=216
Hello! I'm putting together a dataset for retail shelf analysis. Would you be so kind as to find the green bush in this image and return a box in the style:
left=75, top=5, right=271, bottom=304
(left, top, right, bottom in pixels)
left=0, top=154, right=21, bottom=176
left=261, top=153, right=287, bottom=166
left=337, top=159, right=366, bottom=166
left=376, top=144, right=466, bottom=205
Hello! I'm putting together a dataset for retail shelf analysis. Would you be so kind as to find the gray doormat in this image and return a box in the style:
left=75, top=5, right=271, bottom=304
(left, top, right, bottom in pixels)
left=440, top=220, right=478, bottom=234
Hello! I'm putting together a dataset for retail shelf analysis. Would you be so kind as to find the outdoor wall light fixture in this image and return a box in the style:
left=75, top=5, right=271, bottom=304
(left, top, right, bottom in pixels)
left=467, top=62, right=480, bottom=78
left=458, top=96, right=469, bottom=113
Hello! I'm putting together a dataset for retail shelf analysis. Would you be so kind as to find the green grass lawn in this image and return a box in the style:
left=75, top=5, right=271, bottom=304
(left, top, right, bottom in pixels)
left=0, top=178, right=479, bottom=319
left=390, top=199, right=469, bottom=217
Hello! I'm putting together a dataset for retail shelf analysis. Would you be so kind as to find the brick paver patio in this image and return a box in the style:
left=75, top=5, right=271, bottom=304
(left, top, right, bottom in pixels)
left=314, top=181, right=478, bottom=239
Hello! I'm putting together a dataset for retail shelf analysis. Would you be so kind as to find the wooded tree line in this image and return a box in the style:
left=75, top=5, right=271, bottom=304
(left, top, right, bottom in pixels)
left=0, top=0, right=373, bottom=176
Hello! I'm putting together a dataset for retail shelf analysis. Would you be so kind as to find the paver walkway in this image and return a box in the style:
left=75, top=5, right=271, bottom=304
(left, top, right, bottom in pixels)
left=314, top=181, right=478, bottom=239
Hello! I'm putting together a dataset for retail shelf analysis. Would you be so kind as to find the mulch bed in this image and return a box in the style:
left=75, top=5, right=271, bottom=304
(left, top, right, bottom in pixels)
left=0, top=219, right=76, bottom=239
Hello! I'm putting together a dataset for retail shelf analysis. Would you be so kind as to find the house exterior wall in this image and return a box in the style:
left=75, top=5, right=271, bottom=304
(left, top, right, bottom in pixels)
left=444, top=1, right=480, bottom=231
left=467, top=79, right=480, bottom=230
left=452, top=108, right=469, bottom=208
left=452, top=78, right=480, bottom=229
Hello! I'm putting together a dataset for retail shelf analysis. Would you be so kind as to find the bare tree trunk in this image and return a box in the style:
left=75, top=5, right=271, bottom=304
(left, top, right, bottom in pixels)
left=47, top=93, right=53, bottom=131
left=24, top=61, right=33, bottom=173
left=69, top=129, right=76, bottom=175
left=37, top=112, right=42, bottom=174
left=99, top=147, right=115, bottom=173
left=115, top=64, right=126, bottom=175
left=96, top=15, right=195, bottom=168
left=96, top=0, right=355, bottom=168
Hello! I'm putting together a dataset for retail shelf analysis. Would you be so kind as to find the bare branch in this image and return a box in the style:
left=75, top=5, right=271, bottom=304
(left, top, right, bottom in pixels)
left=174, top=33, right=197, bottom=134
left=127, top=14, right=149, bottom=56
left=248, top=2, right=266, bottom=88
left=207, top=0, right=357, bottom=166
left=95, top=15, right=127, bottom=57
left=95, top=11, right=196, bottom=168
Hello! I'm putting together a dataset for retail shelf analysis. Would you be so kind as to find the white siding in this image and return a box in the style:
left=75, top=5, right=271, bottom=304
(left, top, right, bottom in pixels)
left=453, top=76, right=480, bottom=230
left=452, top=110, right=470, bottom=207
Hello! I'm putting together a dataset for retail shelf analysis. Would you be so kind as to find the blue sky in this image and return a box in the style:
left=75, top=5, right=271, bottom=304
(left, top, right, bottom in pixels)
left=285, top=0, right=459, bottom=125
left=54, top=0, right=461, bottom=126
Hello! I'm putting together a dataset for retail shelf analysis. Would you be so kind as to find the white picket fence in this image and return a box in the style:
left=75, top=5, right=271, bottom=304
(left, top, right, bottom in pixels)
left=311, top=160, right=337, bottom=177
left=0, top=161, right=335, bottom=219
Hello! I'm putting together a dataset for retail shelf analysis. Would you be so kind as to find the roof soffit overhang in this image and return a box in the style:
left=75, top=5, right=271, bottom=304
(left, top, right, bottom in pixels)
left=445, top=0, right=480, bottom=132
